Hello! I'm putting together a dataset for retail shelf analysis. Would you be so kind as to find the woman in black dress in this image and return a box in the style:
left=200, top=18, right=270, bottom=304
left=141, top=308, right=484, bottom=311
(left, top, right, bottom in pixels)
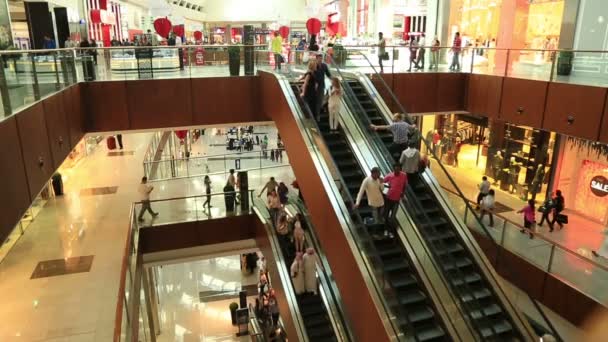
left=299, top=60, right=318, bottom=119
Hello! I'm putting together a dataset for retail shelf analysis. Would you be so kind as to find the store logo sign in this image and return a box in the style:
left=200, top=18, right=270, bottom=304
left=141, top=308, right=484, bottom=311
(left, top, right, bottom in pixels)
left=590, top=175, right=608, bottom=197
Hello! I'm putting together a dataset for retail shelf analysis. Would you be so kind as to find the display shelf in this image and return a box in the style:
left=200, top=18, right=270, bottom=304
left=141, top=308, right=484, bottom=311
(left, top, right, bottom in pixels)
left=505, top=137, right=538, bottom=147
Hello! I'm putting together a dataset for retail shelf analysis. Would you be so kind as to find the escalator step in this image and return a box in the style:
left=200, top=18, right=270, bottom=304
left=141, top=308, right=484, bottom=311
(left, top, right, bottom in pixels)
left=390, top=274, right=418, bottom=289
left=480, top=320, right=513, bottom=338
left=416, top=325, right=446, bottom=341
left=377, top=245, right=402, bottom=259
left=408, top=306, right=437, bottom=324
left=300, top=304, right=327, bottom=317
left=460, top=287, right=492, bottom=303
left=451, top=273, right=482, bottom=287
left=307, top=325, right=337, bottom=340
left=427, top=230, right=456, bottom=242
left=443, top=257, right=473, bottom=271
left=383, top=259, right=408, bottom=273
left=435, top=243, right=464, bottom=256
left=303, top=314, right=332, bottom=328
left=470, top=303, right=503, bottom=320
left=398, top=290, right=428, bottom=306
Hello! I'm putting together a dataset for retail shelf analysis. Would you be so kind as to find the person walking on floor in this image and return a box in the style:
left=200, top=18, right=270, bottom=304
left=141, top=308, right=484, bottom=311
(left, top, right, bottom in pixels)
left=259, top=177, right=279, bottom=197
left=271, top=32, right=283, bottom=71
left=138, top=176, right=158, bottom=221
left=449, top=32, right=462, bottom=71
left=303, top=248, right=318, bottom=295
left=549, top=190, right=565, bottom=231
left=293, top=213, right=306, bottom=253
left=371, top=113, right=412, bottom=157
left=479, top=189, right=495, bottom=227
left=538, top=192, right=554, bottom=229
left=416, top=34, right=426, bottom=70
left=407, top=36, right=418, bottom=72
left=327, top=77, right=342, bottom=132
left=299, top=60, right=319, bottom=119
left=314, top=53, right=331, bottom=119
left=116, top=133, right=123, bottom=150
left=290, top=252, right=306, bottom=295
left=592, top=227, right=608, bottom=259
left=476, top=176, right=491, bottom=210
left=355, top=167, right=385, bottom=224
left=517, top=199, right=536, bottom=239
left=202, top=175, right=212, bottom=210
left=376, top=32, right=386, bottom=73
left=429, top=37, right=440, bottom=70
left=383, top=163, right=408, bottom=239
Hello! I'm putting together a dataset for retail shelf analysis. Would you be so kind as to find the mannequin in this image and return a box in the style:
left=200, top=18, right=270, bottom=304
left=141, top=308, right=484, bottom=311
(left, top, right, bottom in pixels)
left=425, top=130, right=434, bottom=155
left=508, top=157, right=521, bottom=194
left=491, top=151, right=504, bottom=185
left=530, top=164, right=545, bottom=200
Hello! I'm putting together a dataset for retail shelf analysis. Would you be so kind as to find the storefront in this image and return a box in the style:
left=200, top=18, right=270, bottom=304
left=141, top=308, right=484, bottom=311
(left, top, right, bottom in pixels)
left=420, top=113, right=557, bottom=204
left=446, top=0, right=565, bottom=72
left=552, top=137, right=608, bottom=225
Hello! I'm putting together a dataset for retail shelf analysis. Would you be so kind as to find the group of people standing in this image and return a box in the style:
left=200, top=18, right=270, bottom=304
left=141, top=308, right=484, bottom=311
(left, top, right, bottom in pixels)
left=299, top=54, right=343, bottom=129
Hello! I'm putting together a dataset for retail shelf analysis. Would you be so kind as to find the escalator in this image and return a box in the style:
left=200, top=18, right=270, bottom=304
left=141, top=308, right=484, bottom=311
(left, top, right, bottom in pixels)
left=289, top=83, right=449, bottom=341
left=253, top=195, right=351, bottom=342
left=341, top=77, right=526, bottom=340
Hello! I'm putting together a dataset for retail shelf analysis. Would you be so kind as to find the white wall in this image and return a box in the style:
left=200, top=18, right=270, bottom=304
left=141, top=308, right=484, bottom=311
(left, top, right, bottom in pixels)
left=204, top=0, right=308, bottom=22
left=571, top=0, right=608, bottom=76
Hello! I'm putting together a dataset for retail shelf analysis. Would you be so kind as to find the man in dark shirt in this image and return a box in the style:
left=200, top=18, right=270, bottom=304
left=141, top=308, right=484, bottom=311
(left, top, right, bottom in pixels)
left=314, top=53, right=331, bottom=119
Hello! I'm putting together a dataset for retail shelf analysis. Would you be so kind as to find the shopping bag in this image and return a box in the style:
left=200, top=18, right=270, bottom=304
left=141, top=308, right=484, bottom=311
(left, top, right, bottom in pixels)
left=556, top=214, right=568, bottom=224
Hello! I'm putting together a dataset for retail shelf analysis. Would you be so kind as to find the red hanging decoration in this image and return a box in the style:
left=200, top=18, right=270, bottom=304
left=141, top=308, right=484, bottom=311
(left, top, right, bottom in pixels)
left=306, top=18, right=321, bottom=35
left=278, top=26, right=290, bottom=39
left=154, top=17, right=172, bottom=38
left=175, top=130, right=188, bottom=140
left=193, top=31, right=203, bottom=41
left=326, top=13, right=340, bottom=35
left=172, top=24, right=185, bottom=37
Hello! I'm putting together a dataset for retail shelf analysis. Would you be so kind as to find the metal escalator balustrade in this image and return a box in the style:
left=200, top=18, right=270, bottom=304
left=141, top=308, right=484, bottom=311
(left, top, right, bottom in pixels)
left=290, top=82, right=450, bottom=341
left=331, top=52, right=562, bottom=341
left=252, top=195, right=352, bottom=342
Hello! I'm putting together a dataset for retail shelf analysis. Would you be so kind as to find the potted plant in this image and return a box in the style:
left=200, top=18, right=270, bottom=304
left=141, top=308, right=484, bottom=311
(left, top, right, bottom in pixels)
left=228, top=45, right=240, bottom=76
left=229, top=302, right=239, bottom=325
left=556, top=49, right=574, bottom=76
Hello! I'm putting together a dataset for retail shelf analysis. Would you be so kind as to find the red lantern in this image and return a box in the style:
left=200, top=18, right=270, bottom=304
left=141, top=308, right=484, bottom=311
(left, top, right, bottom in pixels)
left=172, top=24, right=185, bottom=37
left=278, top=26, right=290, bottom=38
left=306, top=18, right=321, bottom=35
left=175, top=130, right=188, bottom=140
left=154, top=17, right=172, bottom=38
left=193, top=31, right=203, bottom=41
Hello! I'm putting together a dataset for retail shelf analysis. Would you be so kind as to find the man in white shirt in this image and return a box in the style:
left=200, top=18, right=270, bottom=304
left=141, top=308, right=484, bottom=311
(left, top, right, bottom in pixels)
left=138, top=176, right=158, bottom=221
left=355, top=167, right=384, bottom=224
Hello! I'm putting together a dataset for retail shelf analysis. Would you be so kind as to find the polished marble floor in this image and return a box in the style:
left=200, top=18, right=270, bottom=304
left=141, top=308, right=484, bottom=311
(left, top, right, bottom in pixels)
left=154, top=255, right=259, bottom=342
left=0, top=131, right=295, bottom=341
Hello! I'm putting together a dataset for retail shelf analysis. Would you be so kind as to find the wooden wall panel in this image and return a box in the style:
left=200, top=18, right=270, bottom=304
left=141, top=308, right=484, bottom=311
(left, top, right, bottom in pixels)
left=259, top=72, right=390, bottom=342
left=84, top=81, right=129, bottom=132
left=544, top=83, right=606, bottom=141
left=436, top=73, right=466, bottom=111
left=541, top=274, right=604, bottom=326
left=15, top=103, right=54, bottom=199
left=601, top=100, right=608, bottom=144
left=392, top=73, right=438, bottom=113
left=499, top=78, right=548, bottom=127
left=0, top=117, right=31, bottom=242
left=43, top=91, right=71, bottom=169
left=64, top=84, right=85, bottom=145
left=191, top=76, right=266, bottom=125
left=467, top=74, right=503, bottom=118
left=495, top=248, right=546, bottom=299
left=139, top=215, right=256, bottom=253
left=127, top=79, right=194, bottom=129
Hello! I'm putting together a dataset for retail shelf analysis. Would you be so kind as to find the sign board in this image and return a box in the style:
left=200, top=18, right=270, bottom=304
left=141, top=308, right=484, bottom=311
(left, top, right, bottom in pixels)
left=235, top=308, right=249, bottom=336
left=591, top=175, right=608, bottom=197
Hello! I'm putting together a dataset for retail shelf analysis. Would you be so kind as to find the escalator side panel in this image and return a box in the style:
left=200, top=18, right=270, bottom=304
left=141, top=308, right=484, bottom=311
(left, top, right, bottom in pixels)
left=258, top=71, right=391, bottom=342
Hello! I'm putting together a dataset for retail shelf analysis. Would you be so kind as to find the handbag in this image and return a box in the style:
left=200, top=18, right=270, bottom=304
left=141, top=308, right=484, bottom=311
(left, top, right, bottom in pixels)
left=538, top=206, right=545, bottom=213
left=556, top=214, right=568, bottom=224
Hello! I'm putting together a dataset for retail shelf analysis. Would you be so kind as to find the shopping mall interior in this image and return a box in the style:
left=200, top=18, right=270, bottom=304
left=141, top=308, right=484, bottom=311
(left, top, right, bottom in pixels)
left=2, top=0, right=608, bottom=341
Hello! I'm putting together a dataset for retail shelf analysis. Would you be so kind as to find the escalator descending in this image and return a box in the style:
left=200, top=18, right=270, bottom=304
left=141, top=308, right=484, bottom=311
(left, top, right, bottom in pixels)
left=339, top=74, right=539, bottom=340
left=289, top=82, right=449, bottom=341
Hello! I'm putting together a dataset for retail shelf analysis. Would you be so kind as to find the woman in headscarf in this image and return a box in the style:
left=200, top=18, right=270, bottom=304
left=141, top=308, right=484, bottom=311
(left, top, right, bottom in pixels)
left=303, top=248, right=318, bottom=295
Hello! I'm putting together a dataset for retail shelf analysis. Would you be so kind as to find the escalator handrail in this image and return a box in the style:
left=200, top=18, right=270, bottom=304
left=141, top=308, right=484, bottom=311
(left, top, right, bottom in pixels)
left=343, top=52, right=562, bottom=341
left=268, top=71, right=402, bottom=340
left=285, top=195, right=356, bottom=342
left=325, top=60, right=503, bottom=339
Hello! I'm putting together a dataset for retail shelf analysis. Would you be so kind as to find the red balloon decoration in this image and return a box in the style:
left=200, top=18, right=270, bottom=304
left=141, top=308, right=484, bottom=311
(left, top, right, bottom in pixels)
left=193, top=31, right=203, bottom=41
left=175, top=130, right=188, bottom=140
left=172, top=24, right=185, bottom=37
left=278, top=26, right=290, bottom=38
left=154, top=17, right=172, bottom=38
left=326, top=13, right=340, bottom=35
left=306, top=18, right=321, bottom=35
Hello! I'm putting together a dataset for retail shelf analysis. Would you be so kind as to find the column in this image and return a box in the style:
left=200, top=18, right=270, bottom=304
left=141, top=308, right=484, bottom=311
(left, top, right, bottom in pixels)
left=558, top=0, right=581, bottom=49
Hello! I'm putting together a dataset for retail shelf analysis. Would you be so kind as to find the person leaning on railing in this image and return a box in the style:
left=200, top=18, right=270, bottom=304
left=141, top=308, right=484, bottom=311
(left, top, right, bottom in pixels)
left=371, top=113, right=413, bottom=157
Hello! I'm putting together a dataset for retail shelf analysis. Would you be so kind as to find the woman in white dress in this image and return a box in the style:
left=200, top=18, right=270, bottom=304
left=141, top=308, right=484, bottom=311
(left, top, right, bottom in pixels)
left=327, top=77, right=342, bottom=131
left=303, top=248, right=318, bottom=294
left=290, top=252, right=305, bottom=295
left=592, top=226, right=608, bottom=259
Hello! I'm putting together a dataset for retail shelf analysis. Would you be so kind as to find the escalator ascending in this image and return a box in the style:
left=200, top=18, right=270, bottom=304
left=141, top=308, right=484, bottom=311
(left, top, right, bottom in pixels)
left=290, top=83, right=448, bottom=341
left=345, top=78, right=523, bottom=340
